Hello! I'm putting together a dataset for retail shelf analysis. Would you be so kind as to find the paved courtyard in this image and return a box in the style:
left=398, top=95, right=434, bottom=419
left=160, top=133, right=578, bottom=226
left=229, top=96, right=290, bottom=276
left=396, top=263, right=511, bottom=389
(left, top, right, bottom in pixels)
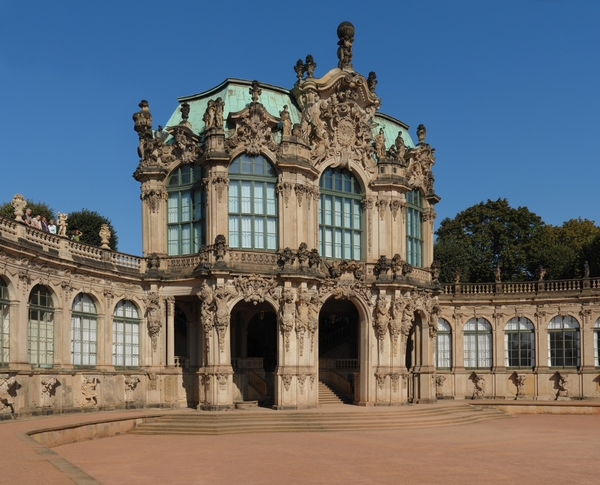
left=2, top=409, right=599, bottom=484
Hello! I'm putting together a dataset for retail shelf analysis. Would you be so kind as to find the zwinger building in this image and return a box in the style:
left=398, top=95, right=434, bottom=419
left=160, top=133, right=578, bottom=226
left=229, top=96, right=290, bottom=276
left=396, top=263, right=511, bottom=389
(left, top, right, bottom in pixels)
left=1, top=23, right=599, bottom=417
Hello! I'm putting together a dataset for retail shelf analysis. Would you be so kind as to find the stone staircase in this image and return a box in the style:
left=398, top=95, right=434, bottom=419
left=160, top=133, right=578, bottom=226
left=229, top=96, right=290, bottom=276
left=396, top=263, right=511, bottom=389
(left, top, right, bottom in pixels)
left=128, top=404, right=511, bottom=436
left=319, top=381, right=353, bottom=405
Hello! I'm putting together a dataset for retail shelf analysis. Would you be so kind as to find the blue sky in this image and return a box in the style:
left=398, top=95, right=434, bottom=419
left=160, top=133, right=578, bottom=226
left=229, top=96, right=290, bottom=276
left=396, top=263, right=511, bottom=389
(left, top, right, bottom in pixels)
left=0, top=0, right=598, bottom=255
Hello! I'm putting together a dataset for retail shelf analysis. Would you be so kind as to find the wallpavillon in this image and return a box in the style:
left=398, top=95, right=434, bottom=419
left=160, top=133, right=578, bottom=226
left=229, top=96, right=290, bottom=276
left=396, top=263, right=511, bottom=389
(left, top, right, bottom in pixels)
left=1, top=23, right=599, bottom=417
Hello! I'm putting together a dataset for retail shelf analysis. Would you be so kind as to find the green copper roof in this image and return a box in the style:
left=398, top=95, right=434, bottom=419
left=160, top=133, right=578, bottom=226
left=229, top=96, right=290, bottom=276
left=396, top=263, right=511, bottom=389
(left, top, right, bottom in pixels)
left=164, top=79, right=301, bottom=134
left=163, top=78, right=415, bottom=150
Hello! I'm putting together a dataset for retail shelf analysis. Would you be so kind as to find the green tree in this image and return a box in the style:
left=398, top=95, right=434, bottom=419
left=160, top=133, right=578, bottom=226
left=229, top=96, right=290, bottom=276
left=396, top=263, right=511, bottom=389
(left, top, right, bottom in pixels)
left=0, top=200, right=55, bottom=222
left=548, top=218, right=600, bottom=278
left=582, top=232, right=600, bottom=278
left=434, top=199, right=545, bottom=283
left=67, top=209, right=118, bottom=250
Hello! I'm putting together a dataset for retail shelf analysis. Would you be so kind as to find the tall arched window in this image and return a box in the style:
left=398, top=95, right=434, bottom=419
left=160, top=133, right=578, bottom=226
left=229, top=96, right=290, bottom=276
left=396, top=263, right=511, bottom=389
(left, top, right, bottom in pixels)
left=464, top=318, right=492, bottom=369
left=548, top=315, right=580, bottom=368
left=0, top=279, right=9, bottom=366
left=594, top=317, right=600, bottom=367
left=505, top=317, right=535, bottom=368
left=71, top=293, right=97, bottom=366
left=406, top=189, right=423, bottom=267
left=228, top=154, right=278, bottom=250
left=167, top=165, right=205, bottom=255
left=112, top=300, right=140, bottom=367
left=319, top=167, right=362, bottom=260
left=435, top=318, right=452, bottom=369
left=29, top=285, right=54, bottom=368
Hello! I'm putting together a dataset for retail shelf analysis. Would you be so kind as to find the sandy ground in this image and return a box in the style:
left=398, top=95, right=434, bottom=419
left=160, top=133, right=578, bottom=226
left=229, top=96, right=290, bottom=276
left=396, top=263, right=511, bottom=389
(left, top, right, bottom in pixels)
left=52, top=414, right=600, bottom=485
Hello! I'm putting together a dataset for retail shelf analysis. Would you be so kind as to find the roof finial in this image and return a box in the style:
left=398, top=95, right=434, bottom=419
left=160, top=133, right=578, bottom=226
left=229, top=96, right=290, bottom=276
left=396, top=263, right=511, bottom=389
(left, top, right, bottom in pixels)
left=337, top=21, right=355, bottom=70
left=249, top=80, right=262, bottom=103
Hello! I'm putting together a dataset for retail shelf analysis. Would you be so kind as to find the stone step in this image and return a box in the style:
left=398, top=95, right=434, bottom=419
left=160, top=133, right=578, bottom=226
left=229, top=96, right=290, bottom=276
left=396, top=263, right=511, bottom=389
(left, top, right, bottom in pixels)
left=318, top=381, right=352, bottom=405
left=129, top=406, right=510, bottom=436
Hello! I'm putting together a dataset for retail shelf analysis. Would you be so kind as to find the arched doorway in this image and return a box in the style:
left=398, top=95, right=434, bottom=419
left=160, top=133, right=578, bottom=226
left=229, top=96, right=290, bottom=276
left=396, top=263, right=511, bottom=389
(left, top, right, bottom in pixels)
left=318, top=298, right=359, bottom=404
left=230, top=300, right=277, bottom=406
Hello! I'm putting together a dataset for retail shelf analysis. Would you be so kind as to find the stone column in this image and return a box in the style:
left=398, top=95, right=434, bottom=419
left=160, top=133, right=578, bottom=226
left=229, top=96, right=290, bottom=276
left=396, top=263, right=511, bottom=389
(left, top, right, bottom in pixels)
left=166, top=297, right=175, bottom=367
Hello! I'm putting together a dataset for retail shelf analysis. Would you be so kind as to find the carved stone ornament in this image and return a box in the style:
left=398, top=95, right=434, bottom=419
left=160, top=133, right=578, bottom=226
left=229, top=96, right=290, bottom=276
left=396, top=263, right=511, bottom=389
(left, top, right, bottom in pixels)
left=376, top=199, right=388, bottom=220
left=213, top=286, right=237, bottom=353
left=390, top=373, right=400, bottom=393
left=124, top=376, right=141, bottom=397
left=405, top=125, right=435, bottom=191
left=297, top=374, right=307, bottom=394
left=276, top=247, right=296, bottom=270
left=557, top=373, right=569, bottom=398
left=217, top=374, right=228, bottom=391
left=197, top=283, right=215, bottom=354
left=374, top=296, right=390, bottom=352
left=279, top=289, right=296, bottom=352
left=375, top=373, right=387, bottom=390
left=472, top=373, right=486, bottom=399
left=233, top=274, right=277, bottom=305
left=146, top=253, right=161, bottom=270
left=515, top=373, right=526, bottom=398
left=295, top=290, right=312, bottom=356
left=276, top=180, right=293, bottom=208
left=389, top=199, right=401, bottom=221
left=388, top=131, right=406, bottom=162
left=144, top=291, right=162, bottom=352
left=41, top=377, right=59, bottom=398
left=373, top=255, right=391, bottom=279
left=11, top=194, right=27, bottom=222
left=81, top=377, right=99, bottom=407
left=297, top=242, right=310, bottom=271
left=203, top=173, right=229, bottom=203
left=225, top=81, right=280, bottom=156
left=99, top=224, right=111, bottom=249
left=323, top=259, right=364, bottom=281
left=203, top=97, right=225, bottom=131
left=213, top=234, right=228, bottom=261
left=367, top=71, right=377, bottom=93
left=140, top=187, right=167, bottom=213
left=0, top=376, right=17, bottom=414
left=435, top=374, right=446, bottom=395
left=319, top=280, right=376, bottom=309
left=282, top=374, right=293, bottom=392
left=307, top=295, right=321, bottom=351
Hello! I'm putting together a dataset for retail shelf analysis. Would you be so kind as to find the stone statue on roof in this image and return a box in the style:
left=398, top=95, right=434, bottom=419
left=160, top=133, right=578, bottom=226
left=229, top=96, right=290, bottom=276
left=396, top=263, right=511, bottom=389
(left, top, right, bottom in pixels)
left=337, top=21, right=355, bottom=70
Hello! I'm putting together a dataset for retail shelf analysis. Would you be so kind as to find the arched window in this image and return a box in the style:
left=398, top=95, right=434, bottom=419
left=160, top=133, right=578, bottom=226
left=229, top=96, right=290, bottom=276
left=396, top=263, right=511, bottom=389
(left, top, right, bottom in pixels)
left=464, top=318, right=492, bottom=369
left=548, top=315, right=580, bottom=368
left=29, top=285, right=54, bottom=368
left=435, top=318, right=452, bottom=369
left=594, top=318, right=600, bottom=367
left=0, top=279, right=9, bottom=366
left=112, top=300, right=140, bottom=367
left=406, top=189, right=423, bottom=267
left=71, top=293, right=97, bottom=366
left=228, top=154, right=278, bottom=250
left=167, top=165, right=205, bottom=255
left=319, top=167, right=362, bottom=260
left=504, top=317, right=535, bottom=368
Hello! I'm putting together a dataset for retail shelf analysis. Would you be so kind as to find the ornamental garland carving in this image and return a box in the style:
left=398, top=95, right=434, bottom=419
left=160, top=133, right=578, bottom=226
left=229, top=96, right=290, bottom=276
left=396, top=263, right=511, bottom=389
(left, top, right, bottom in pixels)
left=144, top=291, right=162, bottom=351
left=140, top=187, right=167, bottom=213
left=282, top=374, right=293, bottom=392
left=295, top=290, right=313, bottom=356
left=203, top=173, right=229, bottom=203
left=197, top=283, right=237, bottom=354
left=276, top=180, right=293, bottom=208
left=225, top=81, right=280, bottom=156
left=319, top=280, right=376, bottom=308
left=376, top=199, right=388, bottom=221
left=389, top=199, right=401, bottom=221
left=233, top=274, right=277, bottom=305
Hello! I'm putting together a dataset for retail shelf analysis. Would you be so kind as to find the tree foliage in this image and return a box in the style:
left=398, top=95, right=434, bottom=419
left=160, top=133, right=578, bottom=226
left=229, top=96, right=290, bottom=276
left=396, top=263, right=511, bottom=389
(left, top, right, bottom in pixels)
left=435, top=200, right=600, bottom=283
left=67, top=209, right=118, bottom=250
left=0, top=200, right=55, bottom=222
left=434, top=199, right=544, bottom=283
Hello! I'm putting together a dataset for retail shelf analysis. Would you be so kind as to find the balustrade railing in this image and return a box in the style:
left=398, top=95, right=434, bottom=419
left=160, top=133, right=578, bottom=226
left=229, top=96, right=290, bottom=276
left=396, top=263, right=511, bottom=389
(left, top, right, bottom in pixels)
left=248, top=369, right=267, bottom=395
left=443, top=276, right=599, bottom=296
left=335, top=359, right=359, bottom=370
left=330, top=369, right=353, bottom=395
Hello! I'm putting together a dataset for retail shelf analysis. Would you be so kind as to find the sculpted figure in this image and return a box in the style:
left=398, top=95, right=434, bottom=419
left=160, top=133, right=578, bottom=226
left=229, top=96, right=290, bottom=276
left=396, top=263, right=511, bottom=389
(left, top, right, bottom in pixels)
left=280, top=105, right=292, bottom=136
left=375, top=128, right=386, bottom=160
left=57, top=212, right=68, bottom=237
left=584, top=261, right=590, bottom=278
left=389, top=131, right=406, bottom=161
left=336, top=22, right=355, bottom=70
left=213, top=97, right=225, bottom=130
left=305, top=55, right=316, bottom=78
left=81, top=377, right=98, bottom=406
left=472, top=374, right=486, bottom=399
left=307, top=295, right=320, bottom=351
left=11, top=194, right=27, bottom=222
left=203, top=99, right=215, bottom=129
left=279, top=289, right=296, bottom=352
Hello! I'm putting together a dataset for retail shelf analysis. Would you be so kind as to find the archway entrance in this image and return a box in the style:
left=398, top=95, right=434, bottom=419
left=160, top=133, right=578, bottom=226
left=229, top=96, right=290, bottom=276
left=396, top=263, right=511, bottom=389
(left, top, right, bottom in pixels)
left=318, top=298, right=359, bottom=404
left=230, top=301, right=277, bottom=406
